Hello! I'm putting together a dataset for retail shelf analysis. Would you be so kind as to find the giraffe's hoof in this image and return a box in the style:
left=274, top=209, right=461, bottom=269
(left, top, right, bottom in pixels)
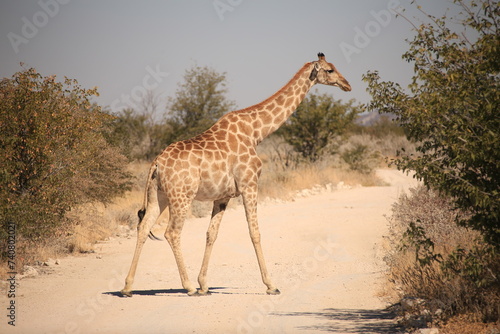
left=188, top=289, right=212, bottom=296
left=266, top=288, right=281, bottom=295
left=120, top=289, right=133, bottom=297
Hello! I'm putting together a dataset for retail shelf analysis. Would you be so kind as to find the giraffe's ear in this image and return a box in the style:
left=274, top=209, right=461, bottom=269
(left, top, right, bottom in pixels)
left=309, top=63, right=319, bottom=81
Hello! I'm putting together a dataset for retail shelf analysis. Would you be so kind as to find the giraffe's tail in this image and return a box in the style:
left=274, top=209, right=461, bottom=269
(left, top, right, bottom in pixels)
left=137, top=161, right=163, bottom=241
left=148, top=230, right=162, bottom=241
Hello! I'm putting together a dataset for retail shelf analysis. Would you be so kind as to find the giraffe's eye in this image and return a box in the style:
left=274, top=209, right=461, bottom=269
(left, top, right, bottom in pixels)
left=326, top=69, right=334, bottom=73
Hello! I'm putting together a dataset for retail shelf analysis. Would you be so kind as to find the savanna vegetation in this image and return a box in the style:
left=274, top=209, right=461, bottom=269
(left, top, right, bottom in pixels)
left=0, top=68, right=132, bottom=265
left=364, top=0, right=499, bottom=331
left=0, top=60, right=403, bottom=272
left=2, top=2, right=497, bottom=333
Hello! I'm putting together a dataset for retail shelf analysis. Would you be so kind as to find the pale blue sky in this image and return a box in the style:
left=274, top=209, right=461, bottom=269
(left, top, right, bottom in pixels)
left=1, top=1, right=456, bottom=114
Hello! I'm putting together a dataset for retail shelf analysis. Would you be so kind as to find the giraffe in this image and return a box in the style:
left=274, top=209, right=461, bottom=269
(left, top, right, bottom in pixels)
left=120, top=52, right=351, bottom=297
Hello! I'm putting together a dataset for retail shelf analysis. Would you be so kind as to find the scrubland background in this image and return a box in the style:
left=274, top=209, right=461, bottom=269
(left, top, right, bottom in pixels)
left=1, top=1, right=499, bottom=332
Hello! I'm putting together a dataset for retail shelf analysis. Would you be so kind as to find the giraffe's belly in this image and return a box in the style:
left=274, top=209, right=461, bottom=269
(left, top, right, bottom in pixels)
left=194, top=175, right=240, bottom=201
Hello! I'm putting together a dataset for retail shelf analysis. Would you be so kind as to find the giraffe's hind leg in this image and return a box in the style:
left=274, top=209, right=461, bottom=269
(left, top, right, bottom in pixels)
left=164, top=199, right=198, bottom=295
left=121, top=194, right=167, bottom=297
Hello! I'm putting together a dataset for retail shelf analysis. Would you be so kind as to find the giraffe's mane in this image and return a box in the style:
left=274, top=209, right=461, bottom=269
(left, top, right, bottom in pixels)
left=232, top=62, right=312, bottom=114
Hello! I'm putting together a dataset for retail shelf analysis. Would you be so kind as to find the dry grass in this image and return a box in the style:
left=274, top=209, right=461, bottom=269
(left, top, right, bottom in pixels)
left=0, top=237, right=63, bottom=279
left=62, top=161, right=149, bottom=254
left=258, top=161, right=383, bottom=200
left=384, top=185, right=499, bottom=330
left=257, top=135, right=388, bottom=200
left=0, top=163, right=147, bottom=279
left=65, top=203, right=125, bottom=254
left=440, top=314, right=499, bottom=334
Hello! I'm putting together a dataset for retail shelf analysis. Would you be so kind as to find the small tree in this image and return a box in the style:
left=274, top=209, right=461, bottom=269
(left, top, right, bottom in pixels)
left=0, top=68, right=132, bottom=252
left=166, top=65, right=236, bottom=142
left=108, top=91, right=172, bottom=161
left=106, top=108, right=150, bottom=159
left=363, top=0, right=499, bottom=247
left=279, top=92, right=361, bottom=162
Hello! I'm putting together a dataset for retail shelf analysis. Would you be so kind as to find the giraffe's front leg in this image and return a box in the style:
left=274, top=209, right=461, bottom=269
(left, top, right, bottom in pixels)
left=241, top=187, right=280, bottom=295
left=196, top=198, right=230, bottom=295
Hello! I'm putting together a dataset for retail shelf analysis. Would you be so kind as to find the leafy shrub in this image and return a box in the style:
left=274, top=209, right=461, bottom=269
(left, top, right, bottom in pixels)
left=364, top=0, right=500, bottom=247
left=107, top=108, right=171, bottom=161
left=107, top=66, right=237, bottom=161
left=0, top=68, right=132, bottom=258
left=279, top=92, right=361, bottom=162
left=166, top=65, right=236, bottom=142
left=366, top=4, right=500, bottom=324
left=353, top=114, right=406, bottom=138
left=340, top=142, right=379, bottom=174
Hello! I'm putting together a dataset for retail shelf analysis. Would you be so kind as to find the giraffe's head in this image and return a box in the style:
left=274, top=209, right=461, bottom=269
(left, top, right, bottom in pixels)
left=309, top=52, right=351, bottom=92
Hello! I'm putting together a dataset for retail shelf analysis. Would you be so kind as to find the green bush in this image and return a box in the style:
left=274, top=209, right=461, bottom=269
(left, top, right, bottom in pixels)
left=107, top=66, right=237, bottom=161
left=369, top=4, right=500, bottom=321
left=340, top=142, right=379, bottom=174
left=363, top=0, right=500, bottom=248
left=0, top=68, right=132, bottom=256
left=352, top=114, right=406, bottom=138
left=166, top=65, right=236, bottom=142
left=107, top=108, right=171, bottom=161
left=279, top=92, right=361, bottom=162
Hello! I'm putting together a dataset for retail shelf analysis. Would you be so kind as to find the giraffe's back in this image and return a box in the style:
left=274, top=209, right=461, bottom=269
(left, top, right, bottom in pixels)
left=155, top=135, right=242, bottom=202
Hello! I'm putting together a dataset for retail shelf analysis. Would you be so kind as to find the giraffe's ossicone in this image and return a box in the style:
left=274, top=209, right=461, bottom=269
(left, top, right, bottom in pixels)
left=121, top=53, right=351, bottom=297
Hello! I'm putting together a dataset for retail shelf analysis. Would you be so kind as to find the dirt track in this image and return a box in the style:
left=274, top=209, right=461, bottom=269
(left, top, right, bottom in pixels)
left=2, top=169, right=418, bottom=334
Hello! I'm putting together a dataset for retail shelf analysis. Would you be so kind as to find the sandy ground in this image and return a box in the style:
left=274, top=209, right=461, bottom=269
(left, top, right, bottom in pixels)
left=2, top=169, right=419, bottom=334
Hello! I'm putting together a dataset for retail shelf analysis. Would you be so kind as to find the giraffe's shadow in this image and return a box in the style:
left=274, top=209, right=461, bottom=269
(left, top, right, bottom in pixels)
left=104, top=287, right=259, bottom=298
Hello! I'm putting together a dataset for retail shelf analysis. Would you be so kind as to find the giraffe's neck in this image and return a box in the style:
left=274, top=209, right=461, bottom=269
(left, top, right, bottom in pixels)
left=230, top=63, right=315, bottom=145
